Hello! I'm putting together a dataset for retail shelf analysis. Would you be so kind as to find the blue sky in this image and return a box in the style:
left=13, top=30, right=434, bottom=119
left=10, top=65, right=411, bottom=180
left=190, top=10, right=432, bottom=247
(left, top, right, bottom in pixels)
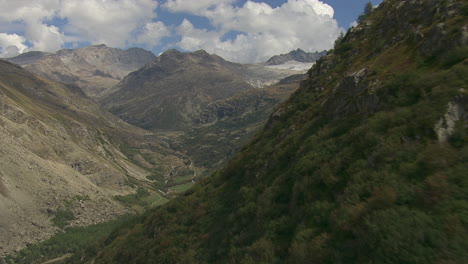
left=0, top=0, right=383, bottom=63
left=248, top=0, right=383, bottom=28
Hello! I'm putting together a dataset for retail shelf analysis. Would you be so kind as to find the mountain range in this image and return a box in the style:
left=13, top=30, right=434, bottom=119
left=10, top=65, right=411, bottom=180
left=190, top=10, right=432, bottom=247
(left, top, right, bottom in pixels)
left=5, top=44, right=312, bottom=172
left=7, top=45, right=156, bottom=98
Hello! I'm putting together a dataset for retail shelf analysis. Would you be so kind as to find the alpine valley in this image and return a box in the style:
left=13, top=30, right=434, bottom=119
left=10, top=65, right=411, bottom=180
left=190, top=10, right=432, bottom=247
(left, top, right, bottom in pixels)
left=1, top=0, right=467, bottom=263
left=1, top=22, right=313, bottom=261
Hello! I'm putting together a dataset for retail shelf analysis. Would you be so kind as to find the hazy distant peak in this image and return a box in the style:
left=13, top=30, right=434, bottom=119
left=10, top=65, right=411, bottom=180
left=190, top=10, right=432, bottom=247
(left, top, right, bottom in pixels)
left=160, top=48, right=181, bottom=55
left=92, top=44, right=108, bottom=48
left=265, top=49, right=327, bottom=66
left=193, top=49, right=210, bottom=56
left=6, top=51, right=51, bottom=65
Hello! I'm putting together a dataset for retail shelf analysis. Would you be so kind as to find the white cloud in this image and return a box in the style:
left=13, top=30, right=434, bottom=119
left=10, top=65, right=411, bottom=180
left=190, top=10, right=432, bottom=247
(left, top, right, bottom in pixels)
left=0, top=33, right=28, bottom=58
left=26, top=23, right=64, bottom=52
left=0, top=0, right=341, bottom=63
left=172, top=0, right=341, bottom=63
left=0, top=0, right=60, bottom=22
left=0, top=0, right=163, bottom=55
left=0, top=0, right=63, bottom=53
left=133, top=21, right=171, bottom=47
left=60, top=0, right=159, bottom=47
left=163, top=0, right=234, bottom=14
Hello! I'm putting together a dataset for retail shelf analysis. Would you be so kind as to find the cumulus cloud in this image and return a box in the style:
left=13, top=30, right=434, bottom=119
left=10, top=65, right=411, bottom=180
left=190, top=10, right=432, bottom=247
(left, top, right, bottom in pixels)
left=26, top=23, right=64, bottom=52
left=60, top=0, right=159, bottom=47
left=0, top=0, right=164, bottom=56
left=0, top=33, right=28, bottom=57
left=0, top=0, right=63, bottom=55
left=134, top=21, right=171, bottom=47
left=164, top=0, right=235, bottom=14
left=168, top=0, right=342, bottom=63
left=0, top=0, right=60, bottom=22
left=0, top=0, right=342, bottom=63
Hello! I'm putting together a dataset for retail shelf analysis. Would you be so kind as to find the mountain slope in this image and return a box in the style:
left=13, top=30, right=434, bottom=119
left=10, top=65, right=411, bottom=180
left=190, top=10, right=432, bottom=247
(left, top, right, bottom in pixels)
left=72, top=0, right=468, bottom=263
left=7, top=45, right=156, bottom=98
left=174, top=82, right=298, bottom=169
left=102, top=49, right=256, bottom=131
left=0, top=60, right=193, bottom=256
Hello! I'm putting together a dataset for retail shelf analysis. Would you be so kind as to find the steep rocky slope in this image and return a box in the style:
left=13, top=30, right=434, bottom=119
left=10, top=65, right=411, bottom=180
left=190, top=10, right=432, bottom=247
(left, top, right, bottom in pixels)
left=71, top=0, right=467, bottom=263
left=0, top=60, right=193, bottom=256
left=7, top=45, right=155, bottom=98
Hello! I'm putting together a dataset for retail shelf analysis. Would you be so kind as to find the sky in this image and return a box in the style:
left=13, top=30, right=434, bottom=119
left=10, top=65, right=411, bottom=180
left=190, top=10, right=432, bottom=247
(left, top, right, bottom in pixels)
left=0, top=0, right=383, bottom=63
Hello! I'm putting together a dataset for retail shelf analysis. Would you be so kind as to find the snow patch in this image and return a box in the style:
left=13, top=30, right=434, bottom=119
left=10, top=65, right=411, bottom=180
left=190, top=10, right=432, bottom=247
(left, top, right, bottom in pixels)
left=265, top=61, right=314, bottom=72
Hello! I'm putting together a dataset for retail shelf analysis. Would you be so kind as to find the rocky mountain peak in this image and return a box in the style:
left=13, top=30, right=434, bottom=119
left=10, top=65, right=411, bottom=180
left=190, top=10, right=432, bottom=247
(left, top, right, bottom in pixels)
left=6, top=51, right=50, bottom=66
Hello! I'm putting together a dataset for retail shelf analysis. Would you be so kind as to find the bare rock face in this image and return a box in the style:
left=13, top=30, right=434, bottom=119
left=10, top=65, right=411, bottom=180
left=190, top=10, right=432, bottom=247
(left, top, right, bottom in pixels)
left=435, top=94, right=467, bottom=142
left=7, top=45, right=156, bottom=98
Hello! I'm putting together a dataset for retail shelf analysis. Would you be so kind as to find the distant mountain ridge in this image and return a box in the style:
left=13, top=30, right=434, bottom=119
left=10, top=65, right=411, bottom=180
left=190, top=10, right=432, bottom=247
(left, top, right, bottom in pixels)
left=265, top=48, right=326, bottom=65
left=7, top=45, right=156, bottom=98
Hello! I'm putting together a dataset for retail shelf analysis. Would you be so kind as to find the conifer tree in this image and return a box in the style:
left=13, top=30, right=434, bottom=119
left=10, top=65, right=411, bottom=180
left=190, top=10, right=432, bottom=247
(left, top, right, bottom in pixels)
left=358, top=1, right=374, bottom=24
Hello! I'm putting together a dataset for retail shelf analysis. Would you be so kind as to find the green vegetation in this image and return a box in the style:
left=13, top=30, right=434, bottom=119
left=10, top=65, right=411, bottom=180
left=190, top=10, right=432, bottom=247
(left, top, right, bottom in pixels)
left=3, top=215, right=138, bottom=264
left=51, top=209, right=75, bottom=229
left=67, top=0, right=467, bottom=263
left=114, top=186, right=169, bottom=211
left=357, top=1, right=374, bottom=24
left=168, top=182, right=194, bottom=194
left=114, top=187, right=151, bottom=207
left=51, top=195, right=91, bottom=229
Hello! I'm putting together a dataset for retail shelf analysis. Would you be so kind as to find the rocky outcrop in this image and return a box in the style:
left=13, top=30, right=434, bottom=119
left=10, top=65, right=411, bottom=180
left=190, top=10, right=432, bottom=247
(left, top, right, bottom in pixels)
left=435, top=94, right=467, bottom=142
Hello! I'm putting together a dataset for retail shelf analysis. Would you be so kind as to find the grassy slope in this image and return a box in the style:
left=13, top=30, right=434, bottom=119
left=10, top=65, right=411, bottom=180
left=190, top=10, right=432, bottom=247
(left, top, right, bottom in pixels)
left=72, top=0, right=467, bottom=263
